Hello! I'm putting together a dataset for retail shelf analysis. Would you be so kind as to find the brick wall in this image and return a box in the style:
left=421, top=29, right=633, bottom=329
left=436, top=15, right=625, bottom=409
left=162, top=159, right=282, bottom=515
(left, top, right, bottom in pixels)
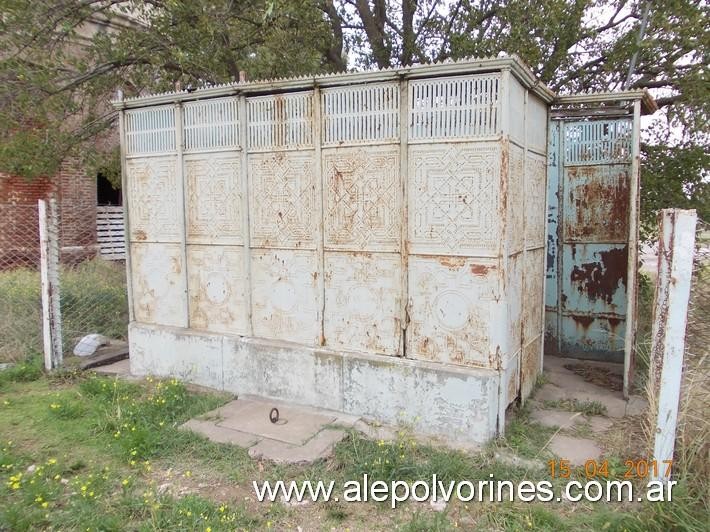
left=0, top=158, right=98, bottom=268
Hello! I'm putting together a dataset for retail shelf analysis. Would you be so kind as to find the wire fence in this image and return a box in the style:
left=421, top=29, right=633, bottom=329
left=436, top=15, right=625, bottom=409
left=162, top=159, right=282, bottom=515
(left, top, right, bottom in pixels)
left=0, top=197, right=128, bottom=365
left=0, top=204, right=43, bottom=362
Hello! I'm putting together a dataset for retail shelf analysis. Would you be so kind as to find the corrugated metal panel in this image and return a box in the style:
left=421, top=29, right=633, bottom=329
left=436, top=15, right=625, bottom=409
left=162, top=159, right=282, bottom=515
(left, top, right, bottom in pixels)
left=409, top=74, right=501, bottom=140
left=125, top=106, right=176, bottom=156
left=321, top=83, right=399, bottom=146
left=183, top=97, right=240, bottom=152
left=247, top=92, right=313, bottom=151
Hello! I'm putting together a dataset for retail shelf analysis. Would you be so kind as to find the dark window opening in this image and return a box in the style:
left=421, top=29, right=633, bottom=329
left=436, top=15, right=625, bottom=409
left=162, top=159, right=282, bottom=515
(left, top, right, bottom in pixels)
left=97, top=173, right=122, bottom=206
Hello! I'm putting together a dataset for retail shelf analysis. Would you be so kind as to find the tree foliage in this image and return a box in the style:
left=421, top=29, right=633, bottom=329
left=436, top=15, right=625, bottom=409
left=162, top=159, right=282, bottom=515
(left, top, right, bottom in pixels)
left=0, top=0, right=706, bottom=223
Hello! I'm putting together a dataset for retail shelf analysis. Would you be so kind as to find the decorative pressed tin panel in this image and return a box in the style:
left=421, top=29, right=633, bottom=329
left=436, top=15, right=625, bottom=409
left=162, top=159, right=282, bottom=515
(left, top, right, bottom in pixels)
left=183, top=97, right=239, bottom=152
left=406, top=256, right=499, bottom=368
left=250, top=249, right=320, bottom=345
left=522, top=248, right=545, bottom=343
left=321, top=83, right=399, bottom=145
left=187, top=245, right=248, bottom=334
left=248, top=151, right=317, bottom=249
left=185, top=153, right=242, bottom=245
left=248, top=92, right=313, bottom=150
left=409, top=74, right=500, bottom=140
left=508, top=143, right=525, bottom=254
left=126, top=156, right=180, bottom=242
left=525, top=152, right=547, bottom=248
left=130, top=242, right=187, bottom=327
left=125, top=106, right=176, bottom=156
left=408, top=142, right=501, bottom=256
left=324, top=252, right=401, bottom=355
left=323, top=146, right=400, bottom=252
left=564, top=120, right=632, bottom=165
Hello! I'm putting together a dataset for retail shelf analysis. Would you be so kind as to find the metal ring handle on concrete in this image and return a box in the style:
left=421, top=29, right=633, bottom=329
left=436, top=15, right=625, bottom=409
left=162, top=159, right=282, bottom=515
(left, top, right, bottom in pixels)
left=269, top=407, right=279, bottom=424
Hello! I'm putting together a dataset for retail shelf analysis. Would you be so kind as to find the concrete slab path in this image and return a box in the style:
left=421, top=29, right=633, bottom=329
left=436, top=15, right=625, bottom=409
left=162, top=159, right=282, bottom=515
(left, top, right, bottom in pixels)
left=531, top=355, right=648, bottom=464
left=181, top=396, right=360, bottom=464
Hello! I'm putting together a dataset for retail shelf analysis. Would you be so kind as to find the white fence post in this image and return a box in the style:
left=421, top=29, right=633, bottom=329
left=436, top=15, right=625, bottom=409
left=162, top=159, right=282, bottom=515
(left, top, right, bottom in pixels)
left=38, top=198, right=63, bottom=370
left=649, top=208, right=697, bottom=481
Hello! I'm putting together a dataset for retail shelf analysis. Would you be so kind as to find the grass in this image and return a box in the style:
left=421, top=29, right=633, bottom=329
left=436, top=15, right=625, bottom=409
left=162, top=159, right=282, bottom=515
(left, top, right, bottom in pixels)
left=1, top=359, right=708, bottom=530
left=0, top=259, right=128, bottom=363
left=542, top=399, right=608, bottom=417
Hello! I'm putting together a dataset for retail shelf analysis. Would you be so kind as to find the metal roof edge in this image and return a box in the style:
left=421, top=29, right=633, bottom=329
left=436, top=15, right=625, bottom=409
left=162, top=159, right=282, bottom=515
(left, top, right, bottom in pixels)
left=554, top=89, right=658, bottom=115
left=111, top=55, right=556, bottom=110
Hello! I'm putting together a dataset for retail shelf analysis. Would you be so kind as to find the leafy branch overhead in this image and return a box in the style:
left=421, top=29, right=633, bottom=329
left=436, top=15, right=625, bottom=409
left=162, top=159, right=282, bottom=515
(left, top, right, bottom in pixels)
left=0, top=1, right=707, bottom=211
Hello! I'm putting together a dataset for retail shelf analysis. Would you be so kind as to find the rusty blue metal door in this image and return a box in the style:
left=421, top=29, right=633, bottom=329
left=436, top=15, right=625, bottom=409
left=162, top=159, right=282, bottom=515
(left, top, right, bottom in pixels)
left=545, top=117, right=635, bottom=363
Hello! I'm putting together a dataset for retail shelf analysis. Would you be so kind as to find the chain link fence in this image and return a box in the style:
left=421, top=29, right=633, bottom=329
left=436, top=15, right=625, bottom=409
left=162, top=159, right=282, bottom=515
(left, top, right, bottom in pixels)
left=57, top=202, right=129, bottom=356
left=0, top=196, right=128, bottom=365
left=0, top=204, right=43, bottom=362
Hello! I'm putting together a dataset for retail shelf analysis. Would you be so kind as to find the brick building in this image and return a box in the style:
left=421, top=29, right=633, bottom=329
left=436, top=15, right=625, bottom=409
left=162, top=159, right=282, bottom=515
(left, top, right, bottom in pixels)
left=0, top=157, right=98, bottom=268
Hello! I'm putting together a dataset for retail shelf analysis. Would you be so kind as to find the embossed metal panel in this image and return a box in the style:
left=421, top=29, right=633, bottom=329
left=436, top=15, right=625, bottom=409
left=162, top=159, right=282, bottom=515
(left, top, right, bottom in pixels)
left=508, top=143, right=525, bottom=254
left=184, top=153, right=242, bottom=245
left=126, top=156, right=180, bottom=242
left=525, top=152, right=547, bottom=249
left=407, top=256, right=498, bottom=367
left=408, top=142, right=501, bottom=256
left=187, top=245, right=248, bottom=334
left=321, top=83, right=399, bottom=146
left=183, top=97, right=239, bottom=152
left=545, top=121, right=560, bottom=347
left=250, top=249, right=320, bottom=345
left=247, top=92, right=313, bottom=151
left=130, top=242, right=187, bottom=327
left=522, top=246, right=545, bottom=398
left=409, top=74, right=501, bottom=140
left=563, top=165, right=630, bottom=242
left=545, top=117, right=635, bottom=361
left=125, top=106, right=176, bottom=156
left=323, top=145, right=400, bottom=252
left=248, top=151, right=317, bottom=249
left=324, top=252, right=401, bottom=355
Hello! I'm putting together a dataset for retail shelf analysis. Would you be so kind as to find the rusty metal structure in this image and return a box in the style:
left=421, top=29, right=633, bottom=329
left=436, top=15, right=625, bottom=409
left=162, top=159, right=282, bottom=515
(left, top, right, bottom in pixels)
left=113, top=56, right=654, bottom=443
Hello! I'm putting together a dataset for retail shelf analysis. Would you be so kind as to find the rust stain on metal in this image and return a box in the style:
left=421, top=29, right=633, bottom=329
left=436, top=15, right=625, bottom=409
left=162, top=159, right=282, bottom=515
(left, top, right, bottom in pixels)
left=570, top=247, right=628, bottom=304
left=134, top=230, right=147, bottom=241
left=567, top=167, right=630, bottom=241
left=571, top=314, right=594, bottom=329
left=470, top=264, right=493, bottom=276
left=437, top=256, right=467, bottom=269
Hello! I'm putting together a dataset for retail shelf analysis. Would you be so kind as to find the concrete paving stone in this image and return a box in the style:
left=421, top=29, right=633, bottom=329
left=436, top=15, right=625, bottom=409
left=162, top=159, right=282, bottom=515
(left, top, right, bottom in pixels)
left=180, top=418, right=261, bottom=447
left=216, top=399, right=336, bottom=445
left=248, top=428, right=347, bottom=464
left=586, top=415, right=614, bottom=433
left=530, top=407, right=584, bottom=429
left=548, top=435, right=602, bottom=466
left=93, top=358, right=131, bottom=376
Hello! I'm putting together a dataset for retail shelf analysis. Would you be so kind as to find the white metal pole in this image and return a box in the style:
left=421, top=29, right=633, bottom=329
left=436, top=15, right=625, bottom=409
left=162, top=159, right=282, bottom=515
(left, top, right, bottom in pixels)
left=650, top=208, right=697, bottom=481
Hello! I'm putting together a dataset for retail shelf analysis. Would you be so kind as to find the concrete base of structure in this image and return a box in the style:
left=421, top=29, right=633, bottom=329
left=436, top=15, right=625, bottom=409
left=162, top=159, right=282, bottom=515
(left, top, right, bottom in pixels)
left=128, top=322, right=503, bottom=446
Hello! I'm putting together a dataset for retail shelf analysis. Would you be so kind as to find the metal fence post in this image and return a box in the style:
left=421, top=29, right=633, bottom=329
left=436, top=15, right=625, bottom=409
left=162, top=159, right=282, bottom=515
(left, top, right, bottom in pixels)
left=39, top=198, right=63, bottom=370
left=649, top=208, right=697, bottom=481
